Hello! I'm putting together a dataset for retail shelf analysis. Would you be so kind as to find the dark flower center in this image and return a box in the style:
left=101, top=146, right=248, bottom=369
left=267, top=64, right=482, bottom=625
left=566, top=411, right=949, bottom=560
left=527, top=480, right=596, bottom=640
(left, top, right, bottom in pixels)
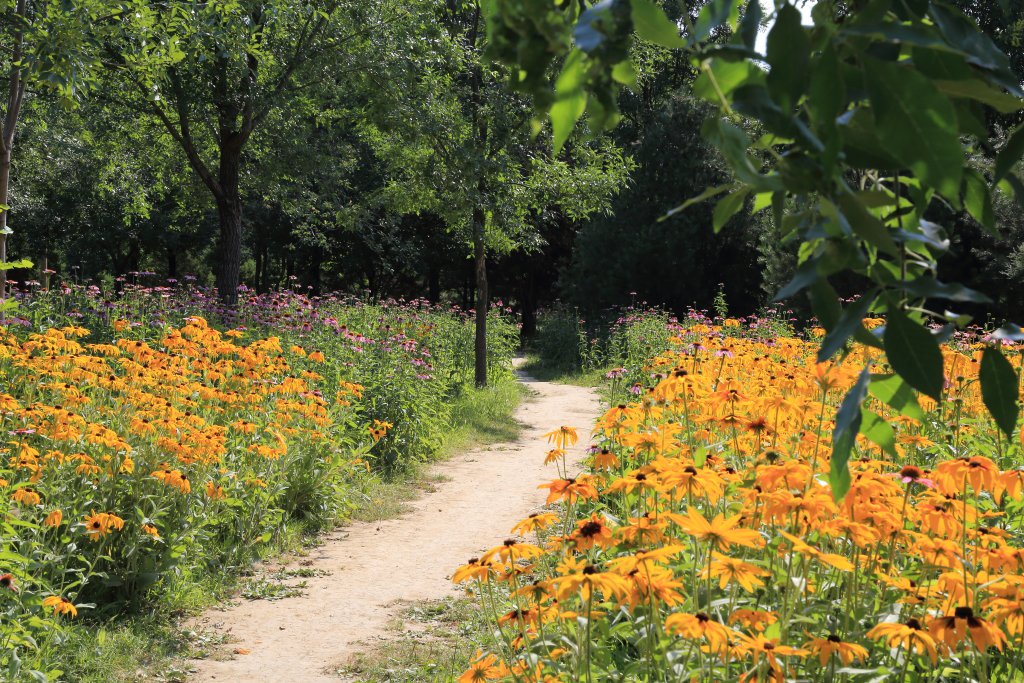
left=954, top=606, right=975, bottom=619
left=827, top=634, right=842, bottom=643
left=696, top=612, right=710, bottom=622
left=579, top=521, right=603, bottom=537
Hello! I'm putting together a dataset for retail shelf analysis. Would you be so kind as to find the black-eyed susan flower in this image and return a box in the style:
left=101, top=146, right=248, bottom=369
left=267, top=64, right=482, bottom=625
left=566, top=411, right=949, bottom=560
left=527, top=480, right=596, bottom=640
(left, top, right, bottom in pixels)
left=42, top=595, right=78, bottom=617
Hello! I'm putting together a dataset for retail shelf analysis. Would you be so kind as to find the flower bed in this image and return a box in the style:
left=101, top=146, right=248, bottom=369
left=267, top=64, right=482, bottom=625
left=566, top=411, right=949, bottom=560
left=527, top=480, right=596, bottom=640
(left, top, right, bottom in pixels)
left=458, top=320, right=1024, bottom=682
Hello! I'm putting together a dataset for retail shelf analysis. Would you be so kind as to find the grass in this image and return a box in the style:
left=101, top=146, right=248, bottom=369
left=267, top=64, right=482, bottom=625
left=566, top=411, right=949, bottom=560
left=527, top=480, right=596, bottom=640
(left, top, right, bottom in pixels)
left=335, top=597, right=491, bottom=683
left=42, top=377, right=527, bottom=683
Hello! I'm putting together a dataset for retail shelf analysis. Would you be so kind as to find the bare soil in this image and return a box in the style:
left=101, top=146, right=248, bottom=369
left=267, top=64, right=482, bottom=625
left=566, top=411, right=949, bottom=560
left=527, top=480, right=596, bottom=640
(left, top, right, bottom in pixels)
left=187, top=364, right=600, bottom=682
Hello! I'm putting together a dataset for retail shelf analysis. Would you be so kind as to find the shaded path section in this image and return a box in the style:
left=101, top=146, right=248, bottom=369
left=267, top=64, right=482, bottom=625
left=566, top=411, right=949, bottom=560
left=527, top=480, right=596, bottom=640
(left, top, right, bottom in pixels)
left=189, top=363, right=600, bottom=682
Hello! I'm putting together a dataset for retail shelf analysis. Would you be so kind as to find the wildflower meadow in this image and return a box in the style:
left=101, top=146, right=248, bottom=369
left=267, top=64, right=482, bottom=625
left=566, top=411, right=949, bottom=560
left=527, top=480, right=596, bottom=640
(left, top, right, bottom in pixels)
left=0, top=285, right=516, bottom=680
left=460, top=315, right=1024, bottom=682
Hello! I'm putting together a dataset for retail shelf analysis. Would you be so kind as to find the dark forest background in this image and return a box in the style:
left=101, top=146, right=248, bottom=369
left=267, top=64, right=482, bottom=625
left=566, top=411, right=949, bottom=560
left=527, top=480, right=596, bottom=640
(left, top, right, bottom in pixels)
left=3, top=0, right=1023, bottom=333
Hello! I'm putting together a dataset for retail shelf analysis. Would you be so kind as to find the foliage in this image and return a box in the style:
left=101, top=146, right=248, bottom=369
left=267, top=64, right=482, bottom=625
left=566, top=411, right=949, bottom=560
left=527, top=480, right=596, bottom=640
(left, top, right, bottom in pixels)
left=483, top=0, right=1024, bottom=494
left=456, top=319, right=1024, bottom=681
left=0, top=285, right=518, bottom=679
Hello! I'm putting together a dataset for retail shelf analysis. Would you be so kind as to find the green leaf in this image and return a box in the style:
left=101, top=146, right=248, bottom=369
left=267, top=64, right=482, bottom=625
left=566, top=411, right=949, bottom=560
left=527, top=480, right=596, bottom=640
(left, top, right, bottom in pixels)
left=693, top=59, right=764, bottom=102
left=663, top=183, right=738, bottom=219
left=738, top=0, right=762, bottom=50
left=766, top=4, right=809, bottom=110
left=712, top=187, right=750, bottom=232
left=980, top=346, right=1020, bottom=439
left=869, top=374, right=925, bottom=421
left=831, top=367, right=871, bottom=502
left=934, top=79, right=1023, bottom=114
left=807, top=44, right=843, bottom=132
left=864, top=58, right=963, bottom=201
left=962, top=167, right=996, bottom=234
left=701, top=117, right=783, bottom=191
left=551, top=50, right=588, bottom=153
left=688, top=0, right=740, bottom=46
left=774, top=258, right=819, bottom=301
left=818, top=293, right=876, bottom=363
left=995, top=123, right=1024, bottom=184
left=900, top=275, right=992, bottom=304
left=883, top=309, right=944, bottom=402
left=860, top=408, right=899, bottom=458
left=631, top=0, right=685, bottom=48
left=0, top=258, right=32, bottom=269
left=928, top=4, right=1022, bottom=96
left=611, top=60, right=637, bottom=86
left=834, top=194, right=899, bottom=256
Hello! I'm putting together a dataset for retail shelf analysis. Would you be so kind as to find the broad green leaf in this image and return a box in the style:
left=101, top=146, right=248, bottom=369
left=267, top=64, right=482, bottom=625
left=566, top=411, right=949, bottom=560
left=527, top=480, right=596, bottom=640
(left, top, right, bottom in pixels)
left=818, top=292, right=875, bottom=363
left=738, top=0, right=762, bottom=50
left=751, top=191, right=772, bottom=214
left=900, top=275, right=992, bottom=304
left=693, top=59, right=765, bottom=102
left=663, top=182, right=738, bottom=219
left=701, top=117, right=783, bottom=191
left=809, top=279, right=841, bottom=330
left=611, top=60, right=636, bottom=86
left=551, top=50, right=588, bottom=153
left=980, top=346, right=1020, bottom=439
left=928, top=4, right=1022, bottom=96
left=630, top=0, right=685, bottom=48
left=993, top=323, right=1024, bottom=342
left=834, top=194, right=899, bottom=256
left=864, top=58, right=963, bottom=202
left=934, top=79, right=1023, bottom=114
left=883, top=309, right=944, bottom=401
left=962, top=167, right=996, bottom=234
left=995, top=123, right=1024, bottom=184
left=807, top=44, right=843, bottom=132
left=766, top=4, right=809, bottom=110
left=869, top=374, right=925, bottom=421
left=712, top=187, right=750, bottom=232
left=774, top=258, right=819, bottom=301
left=688, top=0, right=740, bottom=46
left=831, top=367, right=871, bottom=501
left=860, top=408, right=898, bottom=458
left=0, top=259, right=32, bottom=269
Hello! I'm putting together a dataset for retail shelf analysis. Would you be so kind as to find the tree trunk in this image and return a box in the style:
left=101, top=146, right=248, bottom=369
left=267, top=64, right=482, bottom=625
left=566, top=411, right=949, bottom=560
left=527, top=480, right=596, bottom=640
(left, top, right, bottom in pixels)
left=428, top=261, right=441, bottom=303
left=473, top=206, right=488, bottom=388
left=215, top=148, right=243, bottom=305
left=0, top=144, right=11, bottom=305
left=0, top=0, right=26, bottom=313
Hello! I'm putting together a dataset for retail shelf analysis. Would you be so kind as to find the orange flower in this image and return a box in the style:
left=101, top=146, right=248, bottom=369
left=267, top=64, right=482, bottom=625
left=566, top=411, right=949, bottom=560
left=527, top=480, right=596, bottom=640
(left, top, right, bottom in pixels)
left=673, top=508, right=764, bottom=551
left=665, top=612, right=735, bottom=651
left=929, top=606, right=1007, bottom=651
left=803, top=634, right=868, bottom=666
left=542, top=425, right=579, bottom=450
left=44, top=509, right=63, bottom=527
left=42, top=595, right=78, bottom=617
left=866, top=618, right=940, bottom=664
left=83, top=511, right=125, bottom=541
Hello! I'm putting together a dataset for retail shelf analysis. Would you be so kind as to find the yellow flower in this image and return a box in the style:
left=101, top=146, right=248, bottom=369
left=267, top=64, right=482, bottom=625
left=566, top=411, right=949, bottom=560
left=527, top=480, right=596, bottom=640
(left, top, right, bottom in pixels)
left=83, top=511, right=125, bottom=541
left=44, top=509, right=63, bottom=527
left=42, top=595, right=78, bottom=617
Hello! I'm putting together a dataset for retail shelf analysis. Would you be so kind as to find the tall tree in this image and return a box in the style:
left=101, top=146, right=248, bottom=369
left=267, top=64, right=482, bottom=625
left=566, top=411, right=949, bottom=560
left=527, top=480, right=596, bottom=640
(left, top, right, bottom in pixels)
left=0, top=0, right=112, bottom=309
left=112, top=0, right=405, bottom=303
left=363, top=0, right=630, bottom=386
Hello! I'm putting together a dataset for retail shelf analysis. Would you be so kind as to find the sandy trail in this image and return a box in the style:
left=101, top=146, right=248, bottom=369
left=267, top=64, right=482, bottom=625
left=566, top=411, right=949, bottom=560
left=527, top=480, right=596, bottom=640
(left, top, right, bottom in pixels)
left=188, top=362, right=600, bottom=682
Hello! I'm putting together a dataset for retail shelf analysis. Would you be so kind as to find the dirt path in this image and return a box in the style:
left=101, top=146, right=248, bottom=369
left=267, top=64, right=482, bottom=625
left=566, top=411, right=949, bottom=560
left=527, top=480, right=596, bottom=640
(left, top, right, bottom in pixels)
left=188, top=363, right=600, bottom=682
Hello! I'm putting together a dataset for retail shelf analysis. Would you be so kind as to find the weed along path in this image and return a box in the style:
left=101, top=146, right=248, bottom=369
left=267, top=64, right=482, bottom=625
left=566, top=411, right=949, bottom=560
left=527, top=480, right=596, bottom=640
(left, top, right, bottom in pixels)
left=188, top=363, right=600, bottom=682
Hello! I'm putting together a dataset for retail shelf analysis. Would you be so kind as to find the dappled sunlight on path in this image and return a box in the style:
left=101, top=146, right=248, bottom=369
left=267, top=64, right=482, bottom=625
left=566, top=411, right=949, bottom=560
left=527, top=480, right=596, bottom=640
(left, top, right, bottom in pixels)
left=188, top=361, right=600, bottom=682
